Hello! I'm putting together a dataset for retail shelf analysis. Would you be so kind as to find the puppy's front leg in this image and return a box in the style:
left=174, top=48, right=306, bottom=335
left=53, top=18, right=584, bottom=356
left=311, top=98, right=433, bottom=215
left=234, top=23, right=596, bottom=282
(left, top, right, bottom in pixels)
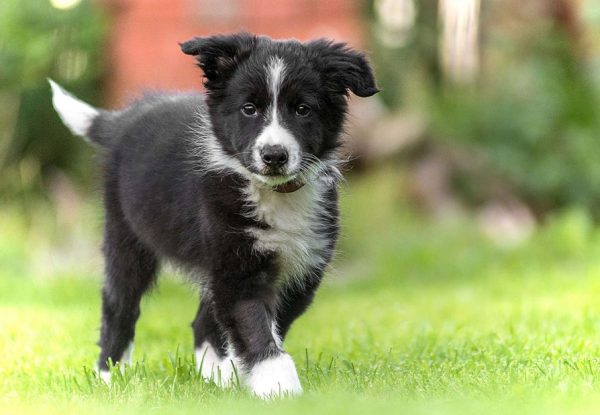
left=210, top=265, right=302, bottom=398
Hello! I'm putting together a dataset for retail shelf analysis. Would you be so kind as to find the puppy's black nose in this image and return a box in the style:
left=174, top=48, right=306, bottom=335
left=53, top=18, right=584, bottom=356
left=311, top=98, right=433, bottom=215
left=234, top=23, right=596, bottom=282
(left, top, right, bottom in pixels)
left=260, top=145, right=288, bottom=168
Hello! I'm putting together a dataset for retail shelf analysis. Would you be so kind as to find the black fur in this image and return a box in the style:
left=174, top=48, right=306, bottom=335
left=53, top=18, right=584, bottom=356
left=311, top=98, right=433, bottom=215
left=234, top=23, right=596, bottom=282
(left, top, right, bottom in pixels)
left=54, top=33, right=378, bottom=390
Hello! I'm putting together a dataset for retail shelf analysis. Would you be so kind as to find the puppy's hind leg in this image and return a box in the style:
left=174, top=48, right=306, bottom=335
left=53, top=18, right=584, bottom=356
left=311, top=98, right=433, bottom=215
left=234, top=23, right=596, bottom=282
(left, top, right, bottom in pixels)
left=97, top=210, right=158, bottom=382
left=192, top=297, right=236, bottom=387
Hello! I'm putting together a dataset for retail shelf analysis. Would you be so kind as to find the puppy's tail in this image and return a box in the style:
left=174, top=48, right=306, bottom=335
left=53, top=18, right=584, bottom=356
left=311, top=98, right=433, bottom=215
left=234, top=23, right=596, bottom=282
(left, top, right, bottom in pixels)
left=49, top=79, right=110, bottom=147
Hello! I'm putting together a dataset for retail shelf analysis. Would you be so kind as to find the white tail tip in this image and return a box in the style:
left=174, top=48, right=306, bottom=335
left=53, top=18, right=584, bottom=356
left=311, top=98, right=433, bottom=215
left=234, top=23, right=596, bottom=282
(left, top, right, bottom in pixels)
left=49, top=79, right=98, bottom=139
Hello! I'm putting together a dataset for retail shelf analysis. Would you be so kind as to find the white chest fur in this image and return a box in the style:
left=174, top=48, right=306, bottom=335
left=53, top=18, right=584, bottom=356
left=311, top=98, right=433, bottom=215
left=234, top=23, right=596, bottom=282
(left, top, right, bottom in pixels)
left=245, top=180, right=331, bottom=286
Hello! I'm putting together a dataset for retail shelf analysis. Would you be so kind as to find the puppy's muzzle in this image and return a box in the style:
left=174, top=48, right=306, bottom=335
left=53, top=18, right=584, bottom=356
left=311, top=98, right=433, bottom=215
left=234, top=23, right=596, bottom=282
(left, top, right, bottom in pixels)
left=260, top=144, right=288, bottom=173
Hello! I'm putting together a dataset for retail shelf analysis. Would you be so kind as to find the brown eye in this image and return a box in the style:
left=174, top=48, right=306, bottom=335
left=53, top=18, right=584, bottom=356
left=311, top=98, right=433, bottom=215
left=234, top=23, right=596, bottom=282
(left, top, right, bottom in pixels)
left=241, top=103, right=257, bottom=117
left=296, top=104, right=311, bottom=117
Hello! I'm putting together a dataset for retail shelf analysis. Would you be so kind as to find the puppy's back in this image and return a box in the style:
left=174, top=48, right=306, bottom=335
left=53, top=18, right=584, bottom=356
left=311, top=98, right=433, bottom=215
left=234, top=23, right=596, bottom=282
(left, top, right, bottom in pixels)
left=91, top=93, right=206, bottom=152
left=50, top=80, right=207, bottom=151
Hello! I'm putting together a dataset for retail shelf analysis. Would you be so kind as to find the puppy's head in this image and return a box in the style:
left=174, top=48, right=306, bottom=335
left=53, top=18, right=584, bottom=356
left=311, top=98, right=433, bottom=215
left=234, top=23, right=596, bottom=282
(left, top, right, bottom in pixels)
left=181, top=32, right=378, bottom=188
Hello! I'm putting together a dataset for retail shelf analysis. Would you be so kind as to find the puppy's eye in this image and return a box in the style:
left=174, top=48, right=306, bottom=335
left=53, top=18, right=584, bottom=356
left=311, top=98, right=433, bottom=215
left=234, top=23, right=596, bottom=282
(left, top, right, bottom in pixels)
left=295, top=104, right=311, bottom=117
left=241, top=103, right=257, bottom=117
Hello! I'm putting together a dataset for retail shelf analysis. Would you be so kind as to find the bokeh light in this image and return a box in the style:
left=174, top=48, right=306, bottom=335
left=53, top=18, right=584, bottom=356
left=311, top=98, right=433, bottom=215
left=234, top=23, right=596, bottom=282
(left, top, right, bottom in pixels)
left=49, top=0, right=81, bottom=11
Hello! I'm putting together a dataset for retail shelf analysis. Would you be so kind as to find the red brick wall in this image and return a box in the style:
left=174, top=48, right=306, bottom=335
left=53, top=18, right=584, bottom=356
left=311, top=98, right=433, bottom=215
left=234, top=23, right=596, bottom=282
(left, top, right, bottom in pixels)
left=102, top=0, right=367, bottom=105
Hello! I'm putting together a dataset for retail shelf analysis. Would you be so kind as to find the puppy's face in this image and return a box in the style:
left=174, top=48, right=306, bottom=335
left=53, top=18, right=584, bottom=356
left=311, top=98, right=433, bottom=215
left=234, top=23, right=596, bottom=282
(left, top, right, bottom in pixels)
left=181, top=33, right=378, bottom=187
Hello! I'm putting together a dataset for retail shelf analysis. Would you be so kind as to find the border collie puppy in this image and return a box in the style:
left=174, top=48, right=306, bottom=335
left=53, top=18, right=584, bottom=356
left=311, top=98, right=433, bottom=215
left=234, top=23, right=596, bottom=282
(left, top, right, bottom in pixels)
left=50, top=32, right=378, bottom=398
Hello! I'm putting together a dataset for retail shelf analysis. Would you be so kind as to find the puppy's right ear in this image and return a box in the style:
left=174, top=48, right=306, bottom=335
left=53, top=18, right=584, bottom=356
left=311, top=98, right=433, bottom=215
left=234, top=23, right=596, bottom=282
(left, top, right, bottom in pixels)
left=180, top=32, right=257, bottom=91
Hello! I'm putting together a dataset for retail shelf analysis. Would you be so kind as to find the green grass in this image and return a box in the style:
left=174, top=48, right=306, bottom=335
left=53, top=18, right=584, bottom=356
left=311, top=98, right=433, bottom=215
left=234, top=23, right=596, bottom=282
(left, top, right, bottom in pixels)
left=4, top=167, right=600, bottom=414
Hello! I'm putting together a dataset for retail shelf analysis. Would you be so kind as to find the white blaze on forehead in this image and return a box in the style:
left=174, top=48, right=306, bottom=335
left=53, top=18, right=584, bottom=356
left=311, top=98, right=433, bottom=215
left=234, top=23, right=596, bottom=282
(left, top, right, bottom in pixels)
left=253, top=57, right=301, bottom=174
left=268, top=56, right=286, bottom=100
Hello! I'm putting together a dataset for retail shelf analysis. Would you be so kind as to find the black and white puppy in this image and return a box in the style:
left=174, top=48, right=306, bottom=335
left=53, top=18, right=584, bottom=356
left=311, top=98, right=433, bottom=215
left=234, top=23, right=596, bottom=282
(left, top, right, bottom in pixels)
left=50, top=32, right=378, bottom=398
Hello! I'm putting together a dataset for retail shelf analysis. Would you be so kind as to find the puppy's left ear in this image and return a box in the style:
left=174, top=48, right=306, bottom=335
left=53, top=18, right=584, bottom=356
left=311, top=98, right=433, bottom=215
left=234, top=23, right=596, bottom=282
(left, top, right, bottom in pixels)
left=180, top=32, right=257, bottom=90
left=308, top=39, right=379, bottom=98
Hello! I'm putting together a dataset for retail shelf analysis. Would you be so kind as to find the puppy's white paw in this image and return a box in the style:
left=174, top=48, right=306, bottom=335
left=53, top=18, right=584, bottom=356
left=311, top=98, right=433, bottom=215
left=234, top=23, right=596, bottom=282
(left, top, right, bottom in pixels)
left=196, top=342, right=236, bottom=387
left=96, top=341, right=134, bottom=384
left=98, top=368, right=112, bottom=384
left=245, top=353, right=302, bottom=399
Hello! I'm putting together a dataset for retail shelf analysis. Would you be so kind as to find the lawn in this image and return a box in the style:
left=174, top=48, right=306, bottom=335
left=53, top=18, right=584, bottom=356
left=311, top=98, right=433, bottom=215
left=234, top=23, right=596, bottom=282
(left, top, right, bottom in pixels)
left=4, top=167, right=600, bottom=414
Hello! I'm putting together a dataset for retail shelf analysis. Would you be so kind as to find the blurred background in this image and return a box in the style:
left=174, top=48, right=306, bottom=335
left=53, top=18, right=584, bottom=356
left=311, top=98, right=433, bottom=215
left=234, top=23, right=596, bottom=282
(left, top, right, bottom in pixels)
left=8, top=2, right=600, bottom=412
left=2, top=0, right=600, bottom=283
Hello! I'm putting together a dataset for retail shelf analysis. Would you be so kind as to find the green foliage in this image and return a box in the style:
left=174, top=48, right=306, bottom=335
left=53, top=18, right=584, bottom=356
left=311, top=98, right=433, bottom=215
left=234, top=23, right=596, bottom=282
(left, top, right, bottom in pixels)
left=370, top=2, right=600, bottom=217
left=0, top=0, right=105, bottom=195
left=431, top=32, right=600, bottom=216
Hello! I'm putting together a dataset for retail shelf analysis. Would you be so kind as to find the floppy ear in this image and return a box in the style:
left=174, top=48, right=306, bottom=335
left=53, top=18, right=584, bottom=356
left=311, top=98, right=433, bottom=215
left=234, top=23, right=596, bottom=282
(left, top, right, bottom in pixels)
left=307, top=39, right=379, bottom=98
left=180, top=32, right=257, bottom=90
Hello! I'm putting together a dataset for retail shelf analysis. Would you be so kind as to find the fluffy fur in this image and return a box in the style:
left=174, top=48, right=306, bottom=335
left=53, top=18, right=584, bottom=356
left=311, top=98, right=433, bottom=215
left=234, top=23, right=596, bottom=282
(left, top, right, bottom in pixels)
left=50, top=32, right=378, bottom=398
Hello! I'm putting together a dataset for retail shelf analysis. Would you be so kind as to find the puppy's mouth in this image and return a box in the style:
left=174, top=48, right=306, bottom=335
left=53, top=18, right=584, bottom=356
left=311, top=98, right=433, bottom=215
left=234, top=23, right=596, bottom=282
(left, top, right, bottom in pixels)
left=271, top=178, right=305, bottom=193
left=253, top=173, right=305, bottom=193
